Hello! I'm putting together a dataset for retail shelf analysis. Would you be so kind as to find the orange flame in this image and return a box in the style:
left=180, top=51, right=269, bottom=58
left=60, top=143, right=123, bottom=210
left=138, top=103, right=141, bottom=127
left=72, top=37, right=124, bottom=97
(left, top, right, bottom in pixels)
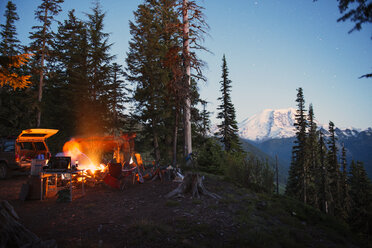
left=62, top=139, right=106, bottom=173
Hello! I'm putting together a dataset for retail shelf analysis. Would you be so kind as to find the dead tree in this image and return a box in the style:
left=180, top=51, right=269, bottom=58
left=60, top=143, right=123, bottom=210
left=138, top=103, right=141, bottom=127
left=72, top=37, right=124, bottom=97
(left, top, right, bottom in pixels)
left=166, top=172, right=220, bottom=199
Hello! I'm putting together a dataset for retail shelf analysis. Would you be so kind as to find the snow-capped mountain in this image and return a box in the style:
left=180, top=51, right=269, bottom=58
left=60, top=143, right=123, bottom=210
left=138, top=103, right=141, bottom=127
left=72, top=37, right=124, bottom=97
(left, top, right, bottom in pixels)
left=238, top=108, right=367, bottom=142
left=238, top=108, right=297, bottom=141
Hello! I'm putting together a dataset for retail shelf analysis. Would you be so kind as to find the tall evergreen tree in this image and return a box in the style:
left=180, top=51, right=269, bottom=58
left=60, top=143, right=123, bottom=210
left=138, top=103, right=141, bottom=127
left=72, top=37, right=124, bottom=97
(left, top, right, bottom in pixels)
left=215, top=55, right=241, bottom=154
left=306, top=103, right=320, bottom=208
left=0, top=1, right=34, bottom=136
left=0, top=1, right=21, bottom=56
left=348, top=160, right=372, bottom=239
left=106, top=62, right=128, bottom=134
left=318, top=131, right=332, bottom=213
left=83, top=1, right=114, bottom=135
left=126, top=0, right=180, bottom=163
left=286, top=87, right=308, bottom=203
left=29, top=0, right=64, bottom=127
left=327, top=121, right=341, bottom=216
left=46, top=9, right=89, bottom=139
left=340, top=144, right=351, bottom=220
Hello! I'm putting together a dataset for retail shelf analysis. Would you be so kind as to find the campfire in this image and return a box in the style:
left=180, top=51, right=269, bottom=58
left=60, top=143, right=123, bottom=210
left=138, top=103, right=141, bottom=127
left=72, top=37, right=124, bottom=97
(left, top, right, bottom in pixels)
left=59, top=134, right=137, bottom=186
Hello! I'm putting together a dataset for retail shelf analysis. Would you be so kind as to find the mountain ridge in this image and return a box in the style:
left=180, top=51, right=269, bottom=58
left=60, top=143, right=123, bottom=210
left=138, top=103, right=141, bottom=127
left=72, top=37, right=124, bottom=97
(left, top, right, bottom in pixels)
left=236, top=108, right=370, bottom=142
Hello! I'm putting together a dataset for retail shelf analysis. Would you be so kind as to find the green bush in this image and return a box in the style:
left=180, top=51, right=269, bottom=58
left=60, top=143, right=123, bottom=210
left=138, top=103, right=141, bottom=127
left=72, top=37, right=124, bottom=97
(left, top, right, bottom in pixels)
left=196, top=137, right=225, bottom=174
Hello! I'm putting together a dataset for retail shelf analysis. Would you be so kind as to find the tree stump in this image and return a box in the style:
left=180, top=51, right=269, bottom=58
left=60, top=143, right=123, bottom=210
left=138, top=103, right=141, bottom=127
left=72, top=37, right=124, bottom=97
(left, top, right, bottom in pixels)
left=165, top=172, right=220, bottom=199
left=0, top=200, right=57, bottom=248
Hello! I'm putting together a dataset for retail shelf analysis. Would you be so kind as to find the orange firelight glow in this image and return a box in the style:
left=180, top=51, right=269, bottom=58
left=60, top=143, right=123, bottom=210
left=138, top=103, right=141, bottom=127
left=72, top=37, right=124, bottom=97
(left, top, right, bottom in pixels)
left=62, top=139, right=105, bottom=173
left=61, top=134, right=136, bottom=174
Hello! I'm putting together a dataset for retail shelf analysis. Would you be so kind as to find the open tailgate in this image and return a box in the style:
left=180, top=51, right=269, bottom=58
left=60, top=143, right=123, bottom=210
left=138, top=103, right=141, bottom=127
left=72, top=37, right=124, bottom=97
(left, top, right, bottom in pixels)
left=17, top=128, right=59, bottom=142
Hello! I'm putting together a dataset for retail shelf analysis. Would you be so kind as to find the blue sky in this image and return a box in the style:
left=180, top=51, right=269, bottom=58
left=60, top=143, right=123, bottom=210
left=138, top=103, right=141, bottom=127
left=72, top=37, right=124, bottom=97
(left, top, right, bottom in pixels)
left=1, top=0, right=371, bottom=129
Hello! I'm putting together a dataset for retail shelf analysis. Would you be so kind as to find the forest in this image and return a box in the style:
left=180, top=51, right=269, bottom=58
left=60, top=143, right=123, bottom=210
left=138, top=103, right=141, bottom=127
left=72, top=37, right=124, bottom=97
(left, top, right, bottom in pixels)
left=1, top=0, right=372, bottom=246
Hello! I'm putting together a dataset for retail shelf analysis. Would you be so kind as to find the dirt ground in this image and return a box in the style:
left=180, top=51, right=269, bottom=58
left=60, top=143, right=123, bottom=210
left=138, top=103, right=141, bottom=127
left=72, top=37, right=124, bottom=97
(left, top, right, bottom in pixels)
left=0, top=174, right=236, bottom=248
left=0, top=174, right=364, bottom=248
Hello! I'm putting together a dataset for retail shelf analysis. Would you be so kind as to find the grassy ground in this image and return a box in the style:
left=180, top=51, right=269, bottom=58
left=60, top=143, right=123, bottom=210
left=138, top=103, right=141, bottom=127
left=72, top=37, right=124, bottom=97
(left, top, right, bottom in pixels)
left=0, top=174, right=368, bottom=248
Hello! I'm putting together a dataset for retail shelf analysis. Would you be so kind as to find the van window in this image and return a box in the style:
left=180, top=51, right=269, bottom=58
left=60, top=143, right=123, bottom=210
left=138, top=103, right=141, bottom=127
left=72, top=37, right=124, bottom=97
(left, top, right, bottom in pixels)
left=34, top=142, right=46, bottom=151
left=20, top=142, right=33, bottom=150
left=4, top=141, right=15, bottom=152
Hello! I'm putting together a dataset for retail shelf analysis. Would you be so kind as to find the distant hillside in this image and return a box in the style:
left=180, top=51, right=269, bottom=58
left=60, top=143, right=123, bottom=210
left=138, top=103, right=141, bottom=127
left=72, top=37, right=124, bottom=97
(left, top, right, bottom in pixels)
left=240, top=138, right=288, bottom=184
left=248, top=135, right=372, bottom=178
left=236, top=108, right=372, bottom=178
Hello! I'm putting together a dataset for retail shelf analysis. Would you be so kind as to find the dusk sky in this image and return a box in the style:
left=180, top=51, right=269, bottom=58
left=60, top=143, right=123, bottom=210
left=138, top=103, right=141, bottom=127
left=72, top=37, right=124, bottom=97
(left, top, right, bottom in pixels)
left=1, top=0, right=371, bottom=129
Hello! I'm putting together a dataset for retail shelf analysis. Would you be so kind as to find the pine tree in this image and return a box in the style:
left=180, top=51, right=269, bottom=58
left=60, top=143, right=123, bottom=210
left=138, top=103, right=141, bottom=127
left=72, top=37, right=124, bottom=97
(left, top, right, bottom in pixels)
left=318, top=130, right=332, bottom=213
left=106, top=62, right=128, bottom=134
left=83, top=1, right=115, bottom=135
left=29, top=0, right=64, bottom=127
left=306, top=103, right=320, bottom=208
left=199, top=99, right=211, bottom=139
left=126, top=0, right=180, bottom=163
left=327, top=121, right=341, bottom=216
left=46, top=9, right=89, bottom=138
left=0, top=1, right=34, bottom=136
left=286, top=87, right=308, bottom=203
left=0, top=1, right=21, bottom=56
left=348, top=160, right=372, bottom=239
left=215, top=55, right=241, bottom=154
left=340, top=144, right=351, bottom=220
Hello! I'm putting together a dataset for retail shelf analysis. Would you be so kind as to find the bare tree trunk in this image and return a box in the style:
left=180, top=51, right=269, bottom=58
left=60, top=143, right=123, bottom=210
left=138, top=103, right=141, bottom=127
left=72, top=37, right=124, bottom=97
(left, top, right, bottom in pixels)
left=152, top=119, right=161, bottom=163
left=37, top=7, right=49, bottom=127
left=172, top=108, right=179, bottom=166
left=182, top=0, right=192, bottom=159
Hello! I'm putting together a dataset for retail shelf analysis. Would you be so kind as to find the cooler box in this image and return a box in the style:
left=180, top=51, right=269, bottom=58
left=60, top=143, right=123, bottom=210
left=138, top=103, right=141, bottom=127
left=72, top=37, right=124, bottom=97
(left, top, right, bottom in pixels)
left=31, top=159, right=46, bottom=176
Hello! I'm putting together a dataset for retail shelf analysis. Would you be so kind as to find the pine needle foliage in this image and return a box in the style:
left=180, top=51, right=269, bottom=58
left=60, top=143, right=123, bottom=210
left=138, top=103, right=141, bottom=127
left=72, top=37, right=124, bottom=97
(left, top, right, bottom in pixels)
left=215, top=55, right=242, bottom=154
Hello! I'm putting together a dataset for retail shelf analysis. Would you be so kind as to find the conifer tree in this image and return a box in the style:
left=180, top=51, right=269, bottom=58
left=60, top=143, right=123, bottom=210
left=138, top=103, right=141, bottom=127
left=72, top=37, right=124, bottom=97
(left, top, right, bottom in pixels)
left=306, top=104, right=320, bottom=207
left=0, top=1, right=21, bottom=56
left=318, top=131, right=332, bottom=213
left=107, top=62, right=128, bottom=133
left=286, top=87, right=308, bottom=203
left=0, top=1, right=34, bottom=135
left=199, top=99, right=211, bottom=139
left=46, top=9, right=89, bottom=137
left=83, top=2, right=114, bottom=135
left=327, top=121, right=341, bottom=216
left=348, top=160, right=372, bottom=238
left=29, top=0, right=64, bottom=127
left=340, top=144, right=351, bottom=220
left=126, top=0, right=180, bottom=163
left=215, top=55, right=241, bottom=154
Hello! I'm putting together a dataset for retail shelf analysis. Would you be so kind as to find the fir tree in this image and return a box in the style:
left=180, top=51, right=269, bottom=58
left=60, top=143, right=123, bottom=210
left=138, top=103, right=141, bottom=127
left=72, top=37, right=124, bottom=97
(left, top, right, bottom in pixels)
left=286, top=87, right=308, bottom=203
left=340, top=144, right=351, bottom=220
left=327, top=121, right=341, bottom=216
left=306, top=103, right=320, bottom=208
left=348, top=160, right=372, bottom=239
left=199, top=99, right=211, bottom=139
left=29, top=0, right=64, bottom=127
left=0, top=1, right=21, bottom=56
left=84, top=1, right=115, bottom=135
left=0, top=1, right=34, bottom=136
left=215, top=55, right=241, bottom=154
left=46, top=9, right=89, bottom=138
left=318, top=131, right=332, bottom=213
left=126, top=0, right=180, bottom=163
left=106, top=62, right=128, bottom=134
